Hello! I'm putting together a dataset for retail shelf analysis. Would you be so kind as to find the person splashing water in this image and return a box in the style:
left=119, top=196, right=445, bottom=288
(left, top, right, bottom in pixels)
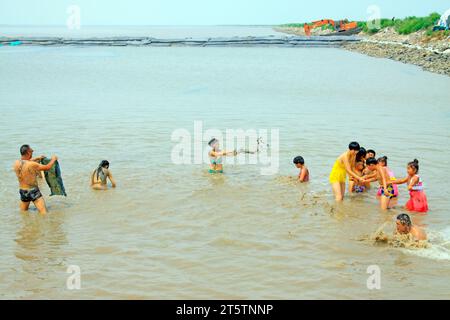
left=208, top=138, right=237, bottom=174
left=366, top=214, right=428, bottom=248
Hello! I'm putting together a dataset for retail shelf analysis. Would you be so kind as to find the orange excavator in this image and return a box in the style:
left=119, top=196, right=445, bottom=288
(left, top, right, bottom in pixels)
left=303, top=19, right=359, bottom=36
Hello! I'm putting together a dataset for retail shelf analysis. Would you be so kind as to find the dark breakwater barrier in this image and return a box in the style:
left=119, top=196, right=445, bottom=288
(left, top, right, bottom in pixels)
left=0, top=35, right=361, bottom=47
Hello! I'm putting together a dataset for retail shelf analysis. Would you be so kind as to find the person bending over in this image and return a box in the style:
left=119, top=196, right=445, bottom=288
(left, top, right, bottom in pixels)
left=91, top=160, right=116, bottom=190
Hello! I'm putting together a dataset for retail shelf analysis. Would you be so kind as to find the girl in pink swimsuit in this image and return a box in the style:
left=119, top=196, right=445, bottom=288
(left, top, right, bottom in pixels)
left=376, top=156, right=399, bottom=199
left=390, top=159, right=428, bottom=213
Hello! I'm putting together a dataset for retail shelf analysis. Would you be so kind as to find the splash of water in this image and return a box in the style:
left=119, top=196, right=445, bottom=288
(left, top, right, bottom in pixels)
left=359, top=225, right=450, bottom=261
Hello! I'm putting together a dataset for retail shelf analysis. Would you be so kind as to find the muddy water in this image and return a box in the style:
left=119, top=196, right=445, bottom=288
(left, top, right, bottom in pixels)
left=0, top=41, right=449, bottom=299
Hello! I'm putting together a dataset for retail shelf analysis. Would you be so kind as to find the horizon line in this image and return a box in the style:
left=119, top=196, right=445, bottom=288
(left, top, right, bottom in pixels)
left=0, top=24, right=281, bottom=27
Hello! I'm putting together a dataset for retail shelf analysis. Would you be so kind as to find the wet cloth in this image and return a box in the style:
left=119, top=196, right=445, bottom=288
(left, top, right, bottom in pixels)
left=41, top=158, right=67, bottom=196
left=97, top=168, right=108, bottom=184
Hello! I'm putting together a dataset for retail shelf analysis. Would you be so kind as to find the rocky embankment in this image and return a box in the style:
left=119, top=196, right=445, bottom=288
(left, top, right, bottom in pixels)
left=276, top=26, right=450, bottom=76
left=343, top=40, right=449, bottom=76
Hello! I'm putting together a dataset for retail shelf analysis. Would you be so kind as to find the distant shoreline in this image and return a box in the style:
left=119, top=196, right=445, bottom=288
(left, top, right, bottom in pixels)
left=275, top=26, right=449, bottom=76
left=275, top=13, right=450, bottom=76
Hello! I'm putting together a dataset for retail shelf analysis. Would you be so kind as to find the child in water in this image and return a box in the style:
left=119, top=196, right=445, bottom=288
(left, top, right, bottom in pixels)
left=364, top=157, right=396, bottom=210
left=208, top=138, right=237, bottom=174
left=362, top=149, right=377, bottom=189
left=349, top=161, right=365, bottom=193
left=376, top=156, right=399, bottom=206
left=366, top=149, right=376, bottom=159
left=390, top=159, right=428, bottom=213
left=293, top=156, right=309, bottom=182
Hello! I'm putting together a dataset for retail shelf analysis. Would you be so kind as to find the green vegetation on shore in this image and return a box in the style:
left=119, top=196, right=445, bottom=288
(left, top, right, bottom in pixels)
left=280, top=13, right=446, bottom=36
left=360, top=13, right=441, bottom=35
left=279, top=23, right=305, bottom=28
left=278, top=22, right=336, bottom=31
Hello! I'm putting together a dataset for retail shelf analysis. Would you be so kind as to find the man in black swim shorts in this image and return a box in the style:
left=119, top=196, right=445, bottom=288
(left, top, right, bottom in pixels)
left=13, top=144, right=58, bottom=214
left=19, top=187, right=43, bottom=203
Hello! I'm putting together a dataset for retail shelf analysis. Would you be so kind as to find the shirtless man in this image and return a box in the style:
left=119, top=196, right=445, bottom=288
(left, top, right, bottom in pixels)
left=395, top=213, right=427, bottom=240
left=13, top=145, right=57, bottom=214
left=375, top=213, right=427, bottom=242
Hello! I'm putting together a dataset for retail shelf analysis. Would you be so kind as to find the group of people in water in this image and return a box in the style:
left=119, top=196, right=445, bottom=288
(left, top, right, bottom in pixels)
left=328, top=141, right=428, bottom=240
left=14, top=140, right=429, bottom=241
left=328, top=141, right=428, bottom=212
left=207, top=139, right=429, bottom=241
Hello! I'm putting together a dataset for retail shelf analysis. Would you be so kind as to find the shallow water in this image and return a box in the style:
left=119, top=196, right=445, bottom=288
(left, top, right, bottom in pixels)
left=1, top=37, right=450, bottom=299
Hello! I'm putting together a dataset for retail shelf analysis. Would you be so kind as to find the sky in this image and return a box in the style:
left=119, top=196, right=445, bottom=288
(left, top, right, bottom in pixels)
left=0, top=0, right=449, bottom=26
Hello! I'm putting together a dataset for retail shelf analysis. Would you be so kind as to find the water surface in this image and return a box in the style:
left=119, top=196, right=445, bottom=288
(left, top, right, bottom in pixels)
left=1, top=38, right=449, bottom=299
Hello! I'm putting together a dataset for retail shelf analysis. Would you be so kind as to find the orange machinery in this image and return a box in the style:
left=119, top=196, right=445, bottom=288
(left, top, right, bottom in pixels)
left=303, top=19, right=358, bottom=36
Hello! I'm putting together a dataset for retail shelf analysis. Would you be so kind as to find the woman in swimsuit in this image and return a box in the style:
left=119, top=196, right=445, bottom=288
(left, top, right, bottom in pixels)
left=329, top=141, right=364, bottom=201
left=91, top=160, right=116, bottom=190
left=208, top=138, right=237, bottom=174
left=390, top=159, right=428, bottom=213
